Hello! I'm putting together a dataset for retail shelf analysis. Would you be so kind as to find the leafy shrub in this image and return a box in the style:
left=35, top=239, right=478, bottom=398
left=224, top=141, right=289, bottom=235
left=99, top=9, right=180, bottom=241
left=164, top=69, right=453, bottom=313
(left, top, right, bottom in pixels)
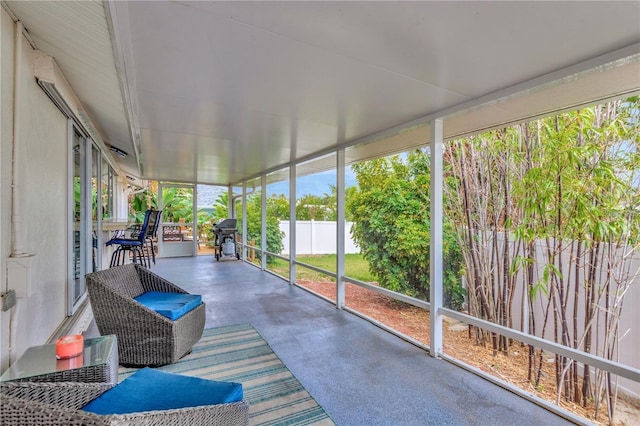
left=349, top=150, right=465, bottom=310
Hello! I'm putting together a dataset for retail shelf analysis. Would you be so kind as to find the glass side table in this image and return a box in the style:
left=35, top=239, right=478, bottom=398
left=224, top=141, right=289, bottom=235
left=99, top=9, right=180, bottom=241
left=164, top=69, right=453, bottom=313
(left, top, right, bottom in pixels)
left=0, top=335, right=118, bottom=384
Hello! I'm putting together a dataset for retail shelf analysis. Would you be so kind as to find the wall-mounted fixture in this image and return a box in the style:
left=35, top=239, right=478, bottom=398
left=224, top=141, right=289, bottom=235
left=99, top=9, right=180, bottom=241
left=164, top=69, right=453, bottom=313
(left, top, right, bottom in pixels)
left=32, top=50, right=120, bottom=170
left=37, top=79, right=75, bottom=119
left=33, top=50, right=84, bottom=125
left=109, top=146, right=128, bottom=157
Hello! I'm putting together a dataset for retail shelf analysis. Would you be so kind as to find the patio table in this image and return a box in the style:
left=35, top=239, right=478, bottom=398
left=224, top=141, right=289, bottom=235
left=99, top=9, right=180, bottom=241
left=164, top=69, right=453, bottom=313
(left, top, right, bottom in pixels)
left=0, top=335, right=118, bottom=384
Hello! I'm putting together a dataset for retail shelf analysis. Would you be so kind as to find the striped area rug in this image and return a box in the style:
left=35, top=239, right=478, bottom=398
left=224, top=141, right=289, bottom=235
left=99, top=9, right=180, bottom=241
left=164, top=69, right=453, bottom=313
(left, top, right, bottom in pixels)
left=118, top=323, right=335, bottom=426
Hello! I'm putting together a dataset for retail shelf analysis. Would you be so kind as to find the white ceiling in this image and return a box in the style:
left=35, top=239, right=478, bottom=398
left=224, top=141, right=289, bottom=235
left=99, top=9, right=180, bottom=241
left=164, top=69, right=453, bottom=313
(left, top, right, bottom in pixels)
left=5, top=1, right=640, bottom=186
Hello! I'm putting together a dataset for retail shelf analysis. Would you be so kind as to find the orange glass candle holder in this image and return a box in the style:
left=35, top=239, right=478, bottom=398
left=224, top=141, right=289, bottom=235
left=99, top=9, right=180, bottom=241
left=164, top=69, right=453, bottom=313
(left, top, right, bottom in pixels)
left=55, top=334, right=84, bottom=359
left=56, top=353, right=84, bottom=370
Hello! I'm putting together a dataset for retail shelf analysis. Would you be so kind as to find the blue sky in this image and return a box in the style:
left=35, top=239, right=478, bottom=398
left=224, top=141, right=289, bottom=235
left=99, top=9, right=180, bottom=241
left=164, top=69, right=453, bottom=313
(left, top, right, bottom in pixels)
left=198, top=168, right=357, bottom=207
left=268, top=168, right=357, bottom=197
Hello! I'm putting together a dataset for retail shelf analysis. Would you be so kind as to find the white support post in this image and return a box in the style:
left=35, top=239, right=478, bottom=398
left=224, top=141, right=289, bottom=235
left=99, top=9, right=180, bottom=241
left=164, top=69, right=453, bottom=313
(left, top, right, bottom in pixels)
left=430, top=118, right=444, bottom=358
left=261, top=176, right=267, bottom=270
left=192, top=184, right=198, bottom=255
left=227, top=185, right=233, bottom=218
left=336, top=149, right=346, bottom=309
left=242, top=183, right=247, bottom=261
left=289, top=165, right=296, bottom=284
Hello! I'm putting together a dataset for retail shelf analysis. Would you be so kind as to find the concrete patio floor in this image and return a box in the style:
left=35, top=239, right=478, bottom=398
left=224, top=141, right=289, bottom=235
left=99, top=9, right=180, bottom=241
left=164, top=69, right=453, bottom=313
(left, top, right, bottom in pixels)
left=103, top=255, right=577, bottom=426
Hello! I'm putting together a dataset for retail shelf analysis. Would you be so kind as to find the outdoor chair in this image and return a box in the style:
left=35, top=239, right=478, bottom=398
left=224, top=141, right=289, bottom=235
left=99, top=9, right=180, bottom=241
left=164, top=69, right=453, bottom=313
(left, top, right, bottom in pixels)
left=0, top=368, right=249, bottom=425
left=144, top=209, right=162, bottom=265
left=106, top=210, right=153, bottom=268
left=85, top=264, right=205, bottom=367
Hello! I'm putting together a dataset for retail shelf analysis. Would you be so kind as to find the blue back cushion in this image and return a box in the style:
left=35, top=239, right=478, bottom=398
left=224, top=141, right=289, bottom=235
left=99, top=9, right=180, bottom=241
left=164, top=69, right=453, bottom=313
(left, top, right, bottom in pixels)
left=134, top=291, right=202, bottom=320
left=82, top=367, right=243, bottom=415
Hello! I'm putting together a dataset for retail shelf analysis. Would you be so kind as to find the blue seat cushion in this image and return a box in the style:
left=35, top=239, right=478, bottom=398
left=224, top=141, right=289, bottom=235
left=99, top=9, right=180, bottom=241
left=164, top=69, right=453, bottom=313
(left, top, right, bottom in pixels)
left=106, top=238, right=142, bottom=246
left=134, top=291, right=202, bottom=320
left=82, top=367, right=243, bottom=415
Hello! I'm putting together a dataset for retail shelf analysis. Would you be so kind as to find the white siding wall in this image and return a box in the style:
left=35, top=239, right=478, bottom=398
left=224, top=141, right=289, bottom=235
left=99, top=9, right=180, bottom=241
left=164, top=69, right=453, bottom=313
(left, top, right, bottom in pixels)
left=1, top=11, right=69, bottom=372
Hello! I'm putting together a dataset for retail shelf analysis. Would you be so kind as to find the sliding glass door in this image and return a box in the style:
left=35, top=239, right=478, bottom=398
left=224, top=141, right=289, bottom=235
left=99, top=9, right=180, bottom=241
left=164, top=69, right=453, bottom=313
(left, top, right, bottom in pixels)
left=68, top=122, right=114, bottom=315
left=69, top=125, right=88, bottom=315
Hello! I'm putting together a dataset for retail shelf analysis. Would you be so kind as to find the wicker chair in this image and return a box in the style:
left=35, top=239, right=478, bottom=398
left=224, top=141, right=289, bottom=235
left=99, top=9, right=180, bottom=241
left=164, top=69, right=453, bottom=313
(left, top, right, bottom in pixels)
left=85, top=264, right=205, bottom=367
left=0, top=381, right=249, bottom=425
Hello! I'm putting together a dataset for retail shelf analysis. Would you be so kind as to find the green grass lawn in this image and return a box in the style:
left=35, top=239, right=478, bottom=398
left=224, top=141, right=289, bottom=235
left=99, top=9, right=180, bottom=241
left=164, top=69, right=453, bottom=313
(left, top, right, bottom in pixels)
left=269, top=254, right=377, bottom=282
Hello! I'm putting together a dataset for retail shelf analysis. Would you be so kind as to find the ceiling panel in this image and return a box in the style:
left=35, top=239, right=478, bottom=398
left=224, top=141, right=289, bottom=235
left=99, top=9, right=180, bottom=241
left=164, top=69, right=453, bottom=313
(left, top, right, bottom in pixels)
left=114, top=0, right=640, bottom=184
left=167, top=1, right=640, bottom=96
left=5, top=1, right=640, bottom=186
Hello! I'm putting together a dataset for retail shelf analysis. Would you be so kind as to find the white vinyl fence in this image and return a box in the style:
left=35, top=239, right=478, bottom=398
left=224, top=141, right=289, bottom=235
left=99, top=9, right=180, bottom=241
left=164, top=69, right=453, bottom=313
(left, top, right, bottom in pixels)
left=279, top=220, right=359, bottom=255
left=465, top=232, right=640, bottom=399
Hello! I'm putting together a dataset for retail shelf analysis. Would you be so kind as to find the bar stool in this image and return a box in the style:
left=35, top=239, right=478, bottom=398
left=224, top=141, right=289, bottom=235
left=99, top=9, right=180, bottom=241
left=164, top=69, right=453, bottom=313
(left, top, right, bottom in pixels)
left=144, top=210, right=162, bottom=265
left=107, top=210, right=152, bottom=267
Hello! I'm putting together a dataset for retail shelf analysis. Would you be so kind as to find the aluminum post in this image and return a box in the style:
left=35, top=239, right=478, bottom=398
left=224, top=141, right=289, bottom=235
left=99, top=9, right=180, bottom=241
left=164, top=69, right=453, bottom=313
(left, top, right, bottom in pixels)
left=336, top=149, right=346, bottom=309
left=429, top=118, right=444, bottom=358
left=289, top=165, right=296, bottom=284
left=261, top=176, right=267, bottom=270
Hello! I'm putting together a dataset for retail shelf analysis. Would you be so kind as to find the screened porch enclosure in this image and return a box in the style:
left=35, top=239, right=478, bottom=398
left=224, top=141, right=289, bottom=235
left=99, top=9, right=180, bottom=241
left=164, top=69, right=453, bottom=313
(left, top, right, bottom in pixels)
left=120, top=255, right=574, bottom=426
left=2, top=1, right=639, bottom=425
left=221, top=108, right=640, bottom=424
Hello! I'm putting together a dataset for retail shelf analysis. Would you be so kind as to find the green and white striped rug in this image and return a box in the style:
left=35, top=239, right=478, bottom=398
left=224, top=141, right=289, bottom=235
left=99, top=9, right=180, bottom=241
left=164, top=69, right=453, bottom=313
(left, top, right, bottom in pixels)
left=118, top=323, right=335, bottom=426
